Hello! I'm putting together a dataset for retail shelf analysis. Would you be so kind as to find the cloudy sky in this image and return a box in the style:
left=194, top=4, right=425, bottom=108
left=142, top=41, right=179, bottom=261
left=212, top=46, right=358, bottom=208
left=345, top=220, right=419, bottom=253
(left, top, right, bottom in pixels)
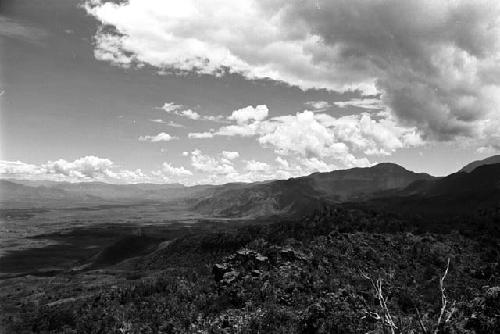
left=1, top=0, right=499, bottom=184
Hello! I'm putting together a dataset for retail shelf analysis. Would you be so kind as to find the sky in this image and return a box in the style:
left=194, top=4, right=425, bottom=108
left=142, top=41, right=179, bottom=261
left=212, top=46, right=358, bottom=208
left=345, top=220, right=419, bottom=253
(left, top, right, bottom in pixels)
left=1, top=0, right=499, bottom=184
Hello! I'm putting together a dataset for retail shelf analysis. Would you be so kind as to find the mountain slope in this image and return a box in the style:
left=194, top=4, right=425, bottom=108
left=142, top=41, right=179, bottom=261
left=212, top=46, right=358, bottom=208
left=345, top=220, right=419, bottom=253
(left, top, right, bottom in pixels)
left=306, top=163, right=434, bottom=200
left=459, top=154, right=500, bottom=173
left=192, top=163, right=435, bottom=218
left=366, top=163, right=500, bottom=218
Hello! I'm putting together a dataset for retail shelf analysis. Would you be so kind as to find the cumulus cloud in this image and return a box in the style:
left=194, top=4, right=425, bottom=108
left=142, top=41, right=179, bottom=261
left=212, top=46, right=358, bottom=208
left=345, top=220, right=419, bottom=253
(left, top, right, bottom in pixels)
left=0, top=156, right=149, bottom=183
left=160, top=102, right=199, bottom=120
left=159, top=101, right=224, bottom=122
left=161, top=162, right=192, bottom=176
left=215, top=105, right=269, bottom=137
left=184, top=103, right=421, bottom=169
left=189, top=149, right=236, bottom=175
left=161, top=102, right=183, bottom=113
left=44, top=156, right=114, bottom=178
left=222, top=151, right=240, bottom=160
left=138, top=132, right=176, bottom=142
left=209, top=104, right=421, bottom=168
left=152, top=162, right=193, bottom=182
left=228, top=105, right=269, bottom=124
left=86, top=0, right=500, bottom=147
left=180, top=109, right=200, bottom=120
left=245, top=160, right=270, bottom=172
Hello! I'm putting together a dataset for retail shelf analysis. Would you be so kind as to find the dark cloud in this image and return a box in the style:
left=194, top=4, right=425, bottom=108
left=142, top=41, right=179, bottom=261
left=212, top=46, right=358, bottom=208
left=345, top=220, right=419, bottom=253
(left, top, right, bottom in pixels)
left=277, top=0, right=500, bottom=141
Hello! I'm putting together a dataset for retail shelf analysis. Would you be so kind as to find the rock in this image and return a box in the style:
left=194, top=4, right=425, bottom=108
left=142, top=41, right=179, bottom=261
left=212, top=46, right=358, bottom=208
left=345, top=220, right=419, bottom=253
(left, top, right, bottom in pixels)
left=279, top=247, right=308, bottom=262
left=222, top=270, right=240, bottom=285
left=213, top=263, right=232, bottom=282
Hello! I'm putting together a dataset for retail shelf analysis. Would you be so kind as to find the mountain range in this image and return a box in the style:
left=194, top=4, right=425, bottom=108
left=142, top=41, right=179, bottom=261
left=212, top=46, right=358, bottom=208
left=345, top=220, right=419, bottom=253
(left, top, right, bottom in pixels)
left=459, top=154, right=500, bottom=173
left=191, top=163, right=436, bottom=217
left=1, top=156, right=500, bottom=218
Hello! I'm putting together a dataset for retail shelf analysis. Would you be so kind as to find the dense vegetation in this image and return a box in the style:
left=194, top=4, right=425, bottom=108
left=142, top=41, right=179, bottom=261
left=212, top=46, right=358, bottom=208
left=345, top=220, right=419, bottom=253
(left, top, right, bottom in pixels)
left=6, top=205, right=499, bottom=333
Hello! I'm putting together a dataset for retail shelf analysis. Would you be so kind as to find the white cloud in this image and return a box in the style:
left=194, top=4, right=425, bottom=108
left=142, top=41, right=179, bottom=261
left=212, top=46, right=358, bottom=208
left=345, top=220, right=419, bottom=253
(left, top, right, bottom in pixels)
left=160, top=102, right=198, bottom=120
left=216, top=123, right=259, bottom=137
left=139, top=132, right=176, bottom=142
left=258, top=111, right=343, bottom=158
left=204, top=115, right=226, bottom=122
left=85, top=0, right=500, bottom=149
left=0, top=160, right=44, bottom=177
left=159, top=101, right=224, bottom=122
left=150, top=119, right=185, bottom=127
left=213, top=104, right=269, bottom=137
left=275, top=156, right=290, bottom=169
left=188, top=132, right=214, bottom=139
left=181, top=109, right=200, bottom=120
left=161, top=102, right=183, bottom=113
left=305, top=101, right=331, bottom=112
left=84, top=0, right=374, bottom=92
left=190, top=149, right=236, bottom=175
left=222, top=151, right=239, bottom=160
left=476, top=145, right=499, bottom=155
left=43, top=156, right=114, bottom=178
left=228, top=105, right=269, bottom=124
left=334, top=98, right=384, bottom=110
left=209, top=106, right=422, bottom=168
left=0, top=156, right=149, bottom=183
left=245, top=160, right=270, bottom=171
left=154, top=162, right=193, bottom=178
left=316, top=112, right=423, bottom=156
left=298, top=157, right=336, bottom=173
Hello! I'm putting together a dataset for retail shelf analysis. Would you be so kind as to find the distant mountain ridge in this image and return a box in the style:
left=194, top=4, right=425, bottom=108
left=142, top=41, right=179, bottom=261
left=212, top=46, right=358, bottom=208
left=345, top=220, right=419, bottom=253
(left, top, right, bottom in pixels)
left=192, top=163, right=436, bottom=217
left=362, top=162, right=500, bottom=218
left=0, top=180, right=215, bottom=208
left=3, top=157, right=500, bottom=218
left=459, top=155, right=500, bottom=173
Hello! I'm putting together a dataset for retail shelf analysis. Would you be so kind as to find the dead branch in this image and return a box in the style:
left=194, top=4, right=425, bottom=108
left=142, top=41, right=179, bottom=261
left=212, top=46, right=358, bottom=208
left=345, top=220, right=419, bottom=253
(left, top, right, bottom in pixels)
left=361, top=272, right=398, bottom=334
left=433, top=258, right=454, bottom=334
left=415, top=307, right=428, bottom=334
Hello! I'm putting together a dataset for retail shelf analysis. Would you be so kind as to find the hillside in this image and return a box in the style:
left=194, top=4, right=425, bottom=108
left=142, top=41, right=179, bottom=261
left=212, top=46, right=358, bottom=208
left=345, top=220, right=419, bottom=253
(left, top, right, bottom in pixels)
left=363, top=163, right=500, bottom=220
left=459, top=154, right=500, bottom=173
left=7, top=205, right=499, bottom=333
left=192, top=163, right=435, bottom=218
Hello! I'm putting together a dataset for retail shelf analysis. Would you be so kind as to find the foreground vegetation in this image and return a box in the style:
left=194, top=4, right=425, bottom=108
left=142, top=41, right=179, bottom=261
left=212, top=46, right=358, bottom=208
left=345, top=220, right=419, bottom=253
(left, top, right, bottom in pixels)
left=3, top=205, right=499, bottom=333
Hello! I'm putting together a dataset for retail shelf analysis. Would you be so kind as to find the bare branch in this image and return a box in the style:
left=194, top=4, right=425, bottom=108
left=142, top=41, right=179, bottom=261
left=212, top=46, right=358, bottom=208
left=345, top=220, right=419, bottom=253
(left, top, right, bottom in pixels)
left=361, top=272, right=398, bottom=334
left=434, top=258, right=451, bottom=334
left=415, top=307, right=428, bottom=334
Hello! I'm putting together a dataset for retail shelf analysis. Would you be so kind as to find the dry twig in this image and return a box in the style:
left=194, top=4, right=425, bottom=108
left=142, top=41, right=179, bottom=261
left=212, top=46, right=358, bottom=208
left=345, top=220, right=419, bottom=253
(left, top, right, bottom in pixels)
left=433, top=258, right=455, bottom=334
left=361, top=272, right=398, bottom=334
